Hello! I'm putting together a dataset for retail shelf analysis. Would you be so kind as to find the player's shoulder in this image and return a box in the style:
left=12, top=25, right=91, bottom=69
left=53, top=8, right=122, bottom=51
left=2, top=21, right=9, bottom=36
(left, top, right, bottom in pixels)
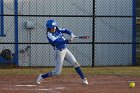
left=47, top=32, right=52, bottom=36
left=58, top=27, right=66, bottom=31
left=47, top=32, right=57, bottom=41
left=47, top=32, right=54, bottom=37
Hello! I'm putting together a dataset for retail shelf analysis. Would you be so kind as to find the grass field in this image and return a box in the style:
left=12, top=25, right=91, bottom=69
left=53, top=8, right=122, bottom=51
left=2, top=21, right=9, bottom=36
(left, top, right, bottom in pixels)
left=0, top=66, right=139, bottom=76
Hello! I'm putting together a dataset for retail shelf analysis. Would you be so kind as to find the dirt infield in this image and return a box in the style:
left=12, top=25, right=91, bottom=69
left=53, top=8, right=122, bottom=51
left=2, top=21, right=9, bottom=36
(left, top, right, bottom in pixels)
left=0, top=74, right=139, bottom=93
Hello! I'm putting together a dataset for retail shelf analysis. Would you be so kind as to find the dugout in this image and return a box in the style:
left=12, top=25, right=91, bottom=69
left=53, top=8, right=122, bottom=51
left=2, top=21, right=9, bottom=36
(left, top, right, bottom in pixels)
left=0, top=0, right=137, bottom=67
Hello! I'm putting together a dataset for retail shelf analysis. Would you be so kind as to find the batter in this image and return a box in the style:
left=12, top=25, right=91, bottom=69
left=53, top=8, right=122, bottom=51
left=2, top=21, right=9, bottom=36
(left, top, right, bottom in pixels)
left=36, top=19, right=88, bottom=85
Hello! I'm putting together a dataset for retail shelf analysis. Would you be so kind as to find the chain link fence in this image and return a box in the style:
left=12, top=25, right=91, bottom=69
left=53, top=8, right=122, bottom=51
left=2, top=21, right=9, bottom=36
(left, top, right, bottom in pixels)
left=0, top=0, right=137, bottom=67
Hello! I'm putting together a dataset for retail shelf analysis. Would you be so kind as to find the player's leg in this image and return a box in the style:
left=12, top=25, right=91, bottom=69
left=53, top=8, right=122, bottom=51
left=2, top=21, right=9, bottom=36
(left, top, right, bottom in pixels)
left=42, top=50, right=66, bottom=77
left=64, top=49, right=88, bottom=84
left=36, top=49, right=66, bottom=84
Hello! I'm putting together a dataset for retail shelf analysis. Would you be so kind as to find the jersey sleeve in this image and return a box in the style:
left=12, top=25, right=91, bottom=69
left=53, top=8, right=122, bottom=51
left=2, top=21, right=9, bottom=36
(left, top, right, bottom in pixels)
left=47, top=32, right=69, bottom=46
left=59, top=28, right=72, bottom=36
left=53, top=39, right=69, bottom=45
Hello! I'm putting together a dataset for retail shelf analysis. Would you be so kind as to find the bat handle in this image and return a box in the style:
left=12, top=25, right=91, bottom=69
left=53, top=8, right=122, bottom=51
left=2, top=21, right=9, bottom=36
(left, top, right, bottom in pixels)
left=74, top=37, right=78, bottom=38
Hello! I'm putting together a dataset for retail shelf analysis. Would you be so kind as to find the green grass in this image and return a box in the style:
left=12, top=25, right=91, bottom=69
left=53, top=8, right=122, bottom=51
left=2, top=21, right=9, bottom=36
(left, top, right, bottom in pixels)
left=83, top=66, right=140, bottom=76
left=0, top=66, right=140, bottom=76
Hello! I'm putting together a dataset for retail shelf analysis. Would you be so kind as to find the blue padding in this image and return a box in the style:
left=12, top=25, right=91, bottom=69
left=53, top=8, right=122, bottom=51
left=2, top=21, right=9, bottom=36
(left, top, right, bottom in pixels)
left=0, top=0, right=5, bottom=36
left=0, top=56, right=14, bottom=63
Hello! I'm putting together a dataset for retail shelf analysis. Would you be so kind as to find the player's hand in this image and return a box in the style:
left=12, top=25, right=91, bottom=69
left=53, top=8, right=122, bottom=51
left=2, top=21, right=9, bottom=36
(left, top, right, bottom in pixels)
left=69, top=37, right=76, bottom=42
left=71, top=34, right=77, bottom=38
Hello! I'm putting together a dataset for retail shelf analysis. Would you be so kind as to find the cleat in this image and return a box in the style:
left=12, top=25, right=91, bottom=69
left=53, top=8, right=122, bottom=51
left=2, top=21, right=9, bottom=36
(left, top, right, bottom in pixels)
left=36, top=74, right=43, bottom=84
left=82, top=78, right=88, bottom=85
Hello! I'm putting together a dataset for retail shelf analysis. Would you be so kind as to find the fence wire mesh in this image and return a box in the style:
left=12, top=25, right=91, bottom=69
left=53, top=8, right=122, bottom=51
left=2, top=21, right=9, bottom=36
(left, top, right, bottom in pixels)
left=0, top=0, right=138, bottom=67
left=0, top=1, right=140, bottom=93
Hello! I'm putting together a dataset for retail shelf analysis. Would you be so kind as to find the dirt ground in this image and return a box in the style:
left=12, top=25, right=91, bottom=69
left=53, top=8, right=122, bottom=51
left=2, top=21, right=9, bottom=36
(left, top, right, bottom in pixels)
left=0, top=74, right=140, bottom=93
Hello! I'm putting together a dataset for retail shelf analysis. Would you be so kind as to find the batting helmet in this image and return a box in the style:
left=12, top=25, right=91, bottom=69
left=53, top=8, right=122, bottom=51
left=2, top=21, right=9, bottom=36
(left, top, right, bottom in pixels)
left=46, top=19, right=58, bottom=28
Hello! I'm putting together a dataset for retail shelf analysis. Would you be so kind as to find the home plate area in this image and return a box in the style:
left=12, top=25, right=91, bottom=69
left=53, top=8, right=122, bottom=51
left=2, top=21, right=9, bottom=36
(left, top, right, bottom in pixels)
left=0, top=75, right=140, bottom=93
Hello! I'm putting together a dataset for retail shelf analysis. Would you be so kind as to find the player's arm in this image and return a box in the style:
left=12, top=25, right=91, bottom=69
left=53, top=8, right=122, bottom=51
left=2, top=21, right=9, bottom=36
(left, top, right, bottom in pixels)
left=59, top=28, right=77, bottom=42
left=53, top=39, right=69, bottom=45
left=59, top=28, right=75, bottom=37
left=48, top=32, right=69, bottom=46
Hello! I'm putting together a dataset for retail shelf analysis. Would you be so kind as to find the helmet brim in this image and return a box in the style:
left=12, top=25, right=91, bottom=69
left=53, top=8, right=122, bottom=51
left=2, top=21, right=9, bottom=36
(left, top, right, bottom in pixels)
left=48, top=26, right=57, bottom=29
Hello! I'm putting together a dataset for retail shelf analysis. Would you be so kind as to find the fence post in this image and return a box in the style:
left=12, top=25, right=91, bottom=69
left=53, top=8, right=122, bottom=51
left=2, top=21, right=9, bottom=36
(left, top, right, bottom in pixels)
left=14, top=0, right=19, bottom=66
left=132, top=0, right=136, bottom=66
left=92, top=0, right=95, bottom=68
left=0, top=0, right=6, bottom=37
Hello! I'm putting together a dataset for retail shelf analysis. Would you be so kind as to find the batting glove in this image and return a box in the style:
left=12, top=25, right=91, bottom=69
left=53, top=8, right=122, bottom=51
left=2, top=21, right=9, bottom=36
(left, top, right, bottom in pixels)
left=71, top=33, right=77, bottom=38
left=69, top=37, right=76, bottom=42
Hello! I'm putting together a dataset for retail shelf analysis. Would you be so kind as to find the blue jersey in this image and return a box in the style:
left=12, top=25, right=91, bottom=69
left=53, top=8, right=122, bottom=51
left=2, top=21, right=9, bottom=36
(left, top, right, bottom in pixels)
left=47, top=28, right=72, bottom=50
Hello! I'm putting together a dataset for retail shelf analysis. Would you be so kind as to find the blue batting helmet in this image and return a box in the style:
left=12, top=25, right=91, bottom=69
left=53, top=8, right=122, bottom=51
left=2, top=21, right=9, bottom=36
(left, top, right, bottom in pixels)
left=46, top=19, right=58, bottom=28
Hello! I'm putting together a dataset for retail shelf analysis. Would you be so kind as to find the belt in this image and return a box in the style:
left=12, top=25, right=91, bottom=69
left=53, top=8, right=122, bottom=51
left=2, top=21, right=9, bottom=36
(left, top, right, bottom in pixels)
left=54, top=48, right=66, bottom=51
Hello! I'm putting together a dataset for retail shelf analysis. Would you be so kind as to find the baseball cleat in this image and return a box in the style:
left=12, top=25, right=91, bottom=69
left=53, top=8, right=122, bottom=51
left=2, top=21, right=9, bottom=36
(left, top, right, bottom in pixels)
left=36, top=74, right=43, bottom=84
left=82, top=78, right=88, bottom=85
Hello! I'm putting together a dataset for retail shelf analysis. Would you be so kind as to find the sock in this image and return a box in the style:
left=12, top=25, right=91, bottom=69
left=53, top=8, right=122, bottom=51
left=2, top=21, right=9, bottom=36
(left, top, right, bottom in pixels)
left=75, top=67, right=85, bottom=79
left=41, top=71, right=53, bottom=79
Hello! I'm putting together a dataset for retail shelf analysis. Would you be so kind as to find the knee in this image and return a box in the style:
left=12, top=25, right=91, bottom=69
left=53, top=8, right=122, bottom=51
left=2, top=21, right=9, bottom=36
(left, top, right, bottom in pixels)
left=72, top=62, right=80, bottom=68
